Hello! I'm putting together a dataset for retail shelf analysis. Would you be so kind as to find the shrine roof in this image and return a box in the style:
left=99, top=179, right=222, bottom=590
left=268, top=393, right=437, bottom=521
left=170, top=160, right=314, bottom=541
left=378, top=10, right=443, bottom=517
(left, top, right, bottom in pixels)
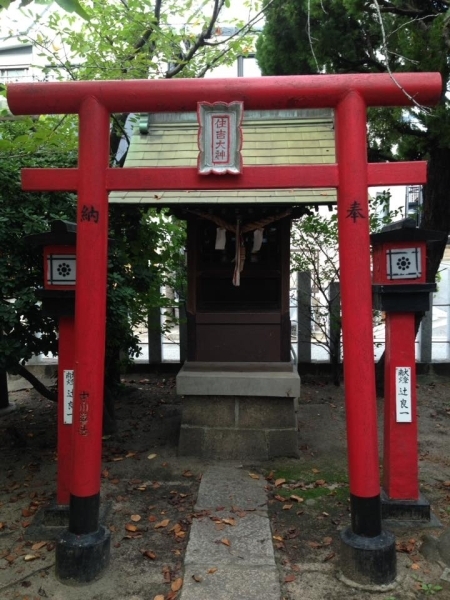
left=109, top=108, right=336, bottom=206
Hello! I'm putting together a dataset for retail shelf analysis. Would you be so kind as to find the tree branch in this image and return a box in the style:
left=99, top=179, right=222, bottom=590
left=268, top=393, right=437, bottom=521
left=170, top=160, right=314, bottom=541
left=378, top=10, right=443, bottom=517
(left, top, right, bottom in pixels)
left=13, top=363, right=57, bottom=401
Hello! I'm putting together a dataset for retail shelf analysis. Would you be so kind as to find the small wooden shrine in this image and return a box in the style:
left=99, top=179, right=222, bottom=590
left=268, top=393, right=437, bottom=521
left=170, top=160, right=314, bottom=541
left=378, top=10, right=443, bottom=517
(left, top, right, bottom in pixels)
left=110, top=106, right=336, bottom=458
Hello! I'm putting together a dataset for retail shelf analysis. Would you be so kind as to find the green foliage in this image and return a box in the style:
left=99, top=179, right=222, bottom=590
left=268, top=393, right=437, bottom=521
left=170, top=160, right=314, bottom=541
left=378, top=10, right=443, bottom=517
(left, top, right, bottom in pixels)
left=256, top=0, right=450, bottom=187
left=413, top=577, right=444, bottom=596
left=25, top=0, right=260, bottom=82
left=257, top=0, right=450, bottom=307
left=291, top=192, right=400, bottom=359
left=0, top=0, right=89, bottom=19
left=0, top=127, right=77, bottom=372
left=0, top=0, right=261, bottom=387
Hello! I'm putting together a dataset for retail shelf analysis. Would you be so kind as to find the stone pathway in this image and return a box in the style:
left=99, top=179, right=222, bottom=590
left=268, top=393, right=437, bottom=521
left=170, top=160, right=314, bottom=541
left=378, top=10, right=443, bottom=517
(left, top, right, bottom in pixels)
left=180, top=465, right=280, bottom=600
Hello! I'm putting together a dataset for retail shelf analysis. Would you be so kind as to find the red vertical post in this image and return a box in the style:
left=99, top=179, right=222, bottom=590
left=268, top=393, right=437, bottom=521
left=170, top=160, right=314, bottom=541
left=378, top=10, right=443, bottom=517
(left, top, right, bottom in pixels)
left=56, top=97, right=111, bottom=583
left=336, top=91, right=395, bottom=585
left=56, top=316, right=75, bottom=506
left=384, top=312, right=418, bottom=499
left=335, top=91, right=381, bottom=526
left=69, top=96, right=110, bottom=533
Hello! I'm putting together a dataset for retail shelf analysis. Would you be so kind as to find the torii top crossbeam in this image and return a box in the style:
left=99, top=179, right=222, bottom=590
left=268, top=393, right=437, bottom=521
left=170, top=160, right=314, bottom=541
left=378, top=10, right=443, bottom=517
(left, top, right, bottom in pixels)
left=7, top=73, right=441, bottom=114
left=6, top=73, right=442, bottom=547
left=7, top=73, right=441, bottom=193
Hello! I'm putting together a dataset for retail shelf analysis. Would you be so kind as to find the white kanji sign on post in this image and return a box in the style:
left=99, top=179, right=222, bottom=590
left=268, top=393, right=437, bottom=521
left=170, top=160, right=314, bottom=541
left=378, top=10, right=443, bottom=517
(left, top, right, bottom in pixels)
left=63, top=369, right=74, bottom=424
left=395, top=366, right=412, bottom=423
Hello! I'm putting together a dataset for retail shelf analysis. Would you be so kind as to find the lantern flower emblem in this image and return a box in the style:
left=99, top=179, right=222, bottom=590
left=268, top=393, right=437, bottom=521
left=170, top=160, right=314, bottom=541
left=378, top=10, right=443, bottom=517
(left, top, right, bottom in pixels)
left=57, top=262, right=72, bottom=278
left=396, top=256, right=411, bottom=272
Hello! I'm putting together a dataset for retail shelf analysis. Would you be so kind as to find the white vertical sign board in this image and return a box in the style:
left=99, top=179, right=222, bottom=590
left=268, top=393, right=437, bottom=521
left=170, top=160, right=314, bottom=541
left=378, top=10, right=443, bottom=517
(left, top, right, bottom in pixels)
left=395, top=367, right=412, bottom=423
left=63, top=369, right=74, bottom=424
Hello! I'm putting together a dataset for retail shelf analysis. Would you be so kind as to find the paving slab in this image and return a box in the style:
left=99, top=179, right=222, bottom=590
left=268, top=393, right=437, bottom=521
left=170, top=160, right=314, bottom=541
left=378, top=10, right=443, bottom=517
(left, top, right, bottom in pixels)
left=180, top=565, right=280, bottom=600
left=181, top=465, right=281, bottom=600
left=185, top=512, right=275, bottom=566
left=195, top=465, right=268, bottom=511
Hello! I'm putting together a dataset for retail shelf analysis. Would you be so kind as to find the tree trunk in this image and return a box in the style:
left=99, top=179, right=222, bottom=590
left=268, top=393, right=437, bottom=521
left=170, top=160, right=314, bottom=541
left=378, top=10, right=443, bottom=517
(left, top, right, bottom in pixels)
left=421, top=146, right=450, bottom=281
left=0, top=370, right=9, bottom=409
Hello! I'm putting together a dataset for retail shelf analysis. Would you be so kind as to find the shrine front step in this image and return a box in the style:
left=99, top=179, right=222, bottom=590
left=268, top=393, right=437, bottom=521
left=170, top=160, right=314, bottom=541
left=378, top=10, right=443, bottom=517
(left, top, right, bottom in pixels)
left=177, top=362, right=300, bottom=460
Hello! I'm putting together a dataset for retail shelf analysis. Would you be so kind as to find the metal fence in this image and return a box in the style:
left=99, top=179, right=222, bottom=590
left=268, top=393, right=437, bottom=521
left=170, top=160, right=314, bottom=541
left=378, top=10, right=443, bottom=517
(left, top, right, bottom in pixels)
left=134, top=263, right=450, bottom=365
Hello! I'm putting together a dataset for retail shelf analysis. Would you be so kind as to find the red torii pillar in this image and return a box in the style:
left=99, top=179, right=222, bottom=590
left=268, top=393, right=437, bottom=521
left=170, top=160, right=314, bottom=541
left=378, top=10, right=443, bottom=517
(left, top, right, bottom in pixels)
left=7, top=73, right=441, bottom=586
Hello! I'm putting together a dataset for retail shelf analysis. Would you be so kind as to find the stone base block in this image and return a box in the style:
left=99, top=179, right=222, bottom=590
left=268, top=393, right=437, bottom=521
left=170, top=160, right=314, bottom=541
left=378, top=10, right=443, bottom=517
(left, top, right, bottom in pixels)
left=381, top=489, right=431, bottom=522
left=340, top=527, right=397, bottom=586
left=178, top=395, right=299, bottom=460
left=177, top=362, right=300, bottom=460
left=55, top=525, right=110, bottom=585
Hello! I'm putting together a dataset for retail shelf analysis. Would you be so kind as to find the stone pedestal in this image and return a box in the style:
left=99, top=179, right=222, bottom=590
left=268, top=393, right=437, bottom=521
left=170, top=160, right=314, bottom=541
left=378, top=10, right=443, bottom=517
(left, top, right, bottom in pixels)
left=177, top=362, right=300, bottom=459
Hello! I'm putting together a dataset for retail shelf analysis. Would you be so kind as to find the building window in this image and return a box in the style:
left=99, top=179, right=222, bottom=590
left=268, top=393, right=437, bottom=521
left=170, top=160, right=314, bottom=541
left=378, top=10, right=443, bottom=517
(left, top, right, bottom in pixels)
left=0, top=68, right=30, bottom=83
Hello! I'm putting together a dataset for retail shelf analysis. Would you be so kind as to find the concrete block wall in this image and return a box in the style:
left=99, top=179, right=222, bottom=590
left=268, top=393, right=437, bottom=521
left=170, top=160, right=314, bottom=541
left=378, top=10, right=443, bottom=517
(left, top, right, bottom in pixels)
left=178, top=395, right=299, bottom=460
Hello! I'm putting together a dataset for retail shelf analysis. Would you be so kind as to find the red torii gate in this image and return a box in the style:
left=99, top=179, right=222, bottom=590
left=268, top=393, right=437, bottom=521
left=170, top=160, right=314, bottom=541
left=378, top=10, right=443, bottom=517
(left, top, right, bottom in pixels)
left=7, top=73, right=442, bottom=585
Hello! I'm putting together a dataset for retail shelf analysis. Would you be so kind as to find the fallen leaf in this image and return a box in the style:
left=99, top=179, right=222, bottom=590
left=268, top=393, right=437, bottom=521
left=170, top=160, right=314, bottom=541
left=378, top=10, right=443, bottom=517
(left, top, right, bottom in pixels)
left=290, top=495, right=304, bottom=503
left=171, top=577, right=183, bottom=591
left=411, top=563, right=421, bottom=570
left=31, top=542, right=47, bottom=551
left=312, top=468, right=320, bottom=474
left=208, top=567, right=218, bottom=574
left=183, top=470, right=193, bottom=478
left=154, top=519, right=170, bottom=529
left=154, top=596, right=164, bottom=600
left=24, top=554, right=39, bottom=561
left=273, top=535, right=284, bottom=542
left=147, top=454, right=157, bottom=460
left=307, top=541, right=322, bottom=549
left=275, top=478, right=286, bottom=487
left=125, top=524, right=137, bottom=532
left=192, top=574, right=203, bottom=582
left=283, top=504, right=293, bottom=510
left=5, top=554, right=16, bottom=563
left=142, top=550, right=156, bottom=560
left=274, top=495, right=285, bottom=502
left=222, top=518, right=236, bottom=526
left=248, top=473, right=260, bottom=480
left=284, top=574, right=296, bottom=582
left=131, top=515, right=142, bottom=522
left=221, top=538, right=231, bottom=547
left=323, top=536, right=333, bottom=546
